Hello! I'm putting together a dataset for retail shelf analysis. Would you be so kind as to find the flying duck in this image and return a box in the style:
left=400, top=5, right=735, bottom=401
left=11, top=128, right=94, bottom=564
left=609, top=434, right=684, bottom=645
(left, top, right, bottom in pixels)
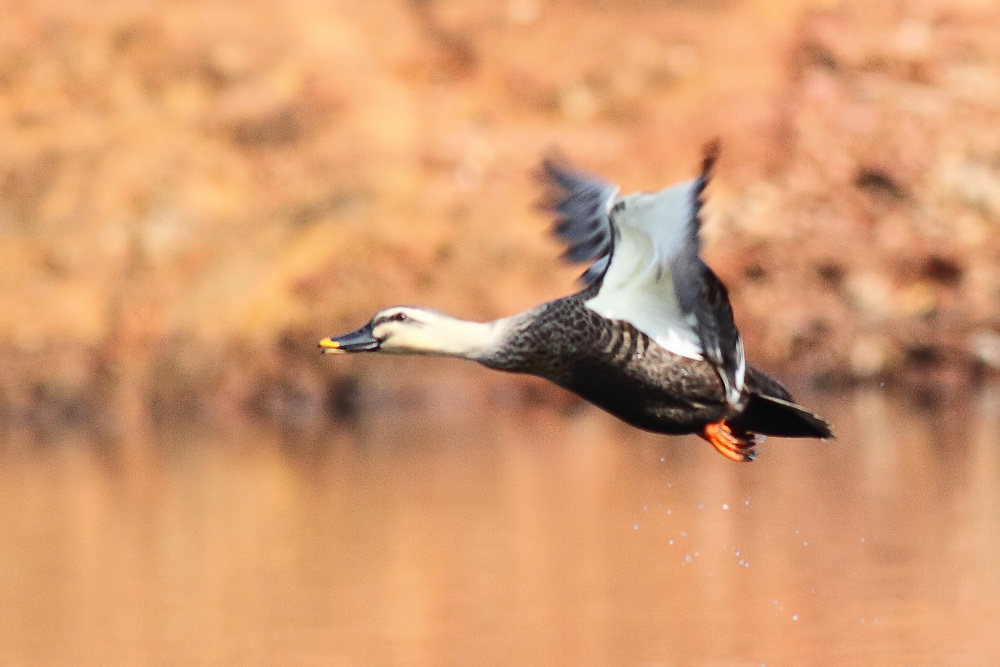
left=320, top=145, right=832, bottom=461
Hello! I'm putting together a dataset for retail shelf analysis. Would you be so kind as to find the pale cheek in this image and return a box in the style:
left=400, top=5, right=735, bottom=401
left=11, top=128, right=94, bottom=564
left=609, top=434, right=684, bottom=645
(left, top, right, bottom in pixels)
left=382, top=332, right=424, bottom=352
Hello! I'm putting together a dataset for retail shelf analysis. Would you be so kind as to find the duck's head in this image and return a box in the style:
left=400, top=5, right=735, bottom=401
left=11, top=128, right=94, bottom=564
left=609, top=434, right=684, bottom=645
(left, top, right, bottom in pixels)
left=319, top=306, right=506, bottom=358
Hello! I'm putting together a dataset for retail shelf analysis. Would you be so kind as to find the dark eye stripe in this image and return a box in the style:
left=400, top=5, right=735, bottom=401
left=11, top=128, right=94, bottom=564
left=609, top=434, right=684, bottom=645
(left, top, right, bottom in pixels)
left=375, top=311, right=409, bottom=327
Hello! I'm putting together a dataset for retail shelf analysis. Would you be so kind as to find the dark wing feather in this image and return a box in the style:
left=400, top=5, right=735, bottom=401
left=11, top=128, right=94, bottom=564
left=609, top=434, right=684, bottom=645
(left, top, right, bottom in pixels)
left=669, top=141, right=745, bottom=404
left=580, top=254, right=611, bottom=284
left=728, top=392, right=834, bottom=439
left=696, top=268, right=744, bottom=404
left=539, top=158, right=619, bottom=285
left=671, top=139, right=718, bottom=313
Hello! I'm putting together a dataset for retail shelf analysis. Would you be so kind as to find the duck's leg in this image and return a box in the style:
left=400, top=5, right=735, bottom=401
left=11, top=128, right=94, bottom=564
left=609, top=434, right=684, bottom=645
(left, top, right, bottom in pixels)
left=699, top=420, right=758, bottom=462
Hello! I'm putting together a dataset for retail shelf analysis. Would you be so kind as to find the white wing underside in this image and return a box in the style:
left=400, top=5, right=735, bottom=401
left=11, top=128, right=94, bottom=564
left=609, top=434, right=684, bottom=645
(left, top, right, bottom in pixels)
left=584, top=180, right=704, bottom=360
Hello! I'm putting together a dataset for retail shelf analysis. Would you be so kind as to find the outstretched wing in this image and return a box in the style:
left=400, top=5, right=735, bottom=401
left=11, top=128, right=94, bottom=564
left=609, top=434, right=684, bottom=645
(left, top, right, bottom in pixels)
left=541, top=158, right=698, bottom=357
left=540, top=158, right=619, bottom=285
left=540, top=145, right=744, bottom=406
left=670, top=143, right=745, bottom=405
left=582, top=170, right=706, bottom=362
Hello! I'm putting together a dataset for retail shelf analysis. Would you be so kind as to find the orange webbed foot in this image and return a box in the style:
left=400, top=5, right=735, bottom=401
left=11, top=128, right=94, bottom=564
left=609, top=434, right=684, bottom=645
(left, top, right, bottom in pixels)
left=699, top=420, right=760, bottom=462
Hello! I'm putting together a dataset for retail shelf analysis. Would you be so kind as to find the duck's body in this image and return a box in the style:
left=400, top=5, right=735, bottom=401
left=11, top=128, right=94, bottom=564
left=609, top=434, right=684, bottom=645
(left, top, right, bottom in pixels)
left=483, top=287, right=826, bottom=446
left=321, top=145, right=832, bottom=461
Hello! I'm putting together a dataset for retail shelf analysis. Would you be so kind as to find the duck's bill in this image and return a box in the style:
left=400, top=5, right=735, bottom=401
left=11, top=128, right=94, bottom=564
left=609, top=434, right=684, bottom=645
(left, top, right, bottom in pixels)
left=318, top=324, right=380, bottom=354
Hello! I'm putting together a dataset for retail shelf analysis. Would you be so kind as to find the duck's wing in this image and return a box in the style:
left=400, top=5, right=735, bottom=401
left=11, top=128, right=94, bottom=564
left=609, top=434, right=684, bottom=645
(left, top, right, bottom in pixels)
left=540, top=158, right=619, bottom=286
left=543, top=145, right=744, bottom=406
left=691, top=265, right=745, bottom=406
left=673, top=145, right=745, bottom=405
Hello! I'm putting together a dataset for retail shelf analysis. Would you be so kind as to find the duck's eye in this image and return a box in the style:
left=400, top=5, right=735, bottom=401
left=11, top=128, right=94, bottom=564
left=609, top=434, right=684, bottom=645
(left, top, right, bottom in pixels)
left=389, top=312, right=408, bottom=323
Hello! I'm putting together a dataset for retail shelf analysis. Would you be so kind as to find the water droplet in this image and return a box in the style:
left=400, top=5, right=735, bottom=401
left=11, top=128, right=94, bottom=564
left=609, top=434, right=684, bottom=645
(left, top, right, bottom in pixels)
left=734, top=550, right=741, bottom=557
left=666, top=509, right=672, bottom=515
left=659, top=456, right=665, bottom=462
left=633, top=523, right=639, bottom=530
left=792, top=614, right=799, bottom=621
left=684, top=554, right=692, bottom=562
left=697, top=503, right=705, bottom=509
left=860, top=537, right=866, bottom=543
left=802, top=541, right=809, bottom=547
left=722, top=503, right=729, bottom=510
left=744, top=498, right=751, bottom=506
left=642, top=505, right=648, bottom=511
left=668, top=539, right=674, bottom=545
left=679, top=531, right=687, bottom=537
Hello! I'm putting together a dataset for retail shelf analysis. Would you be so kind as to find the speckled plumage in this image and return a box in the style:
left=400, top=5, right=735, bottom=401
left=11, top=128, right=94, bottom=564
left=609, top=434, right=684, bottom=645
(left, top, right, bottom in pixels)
left=479, top=284, right=814, bottom=438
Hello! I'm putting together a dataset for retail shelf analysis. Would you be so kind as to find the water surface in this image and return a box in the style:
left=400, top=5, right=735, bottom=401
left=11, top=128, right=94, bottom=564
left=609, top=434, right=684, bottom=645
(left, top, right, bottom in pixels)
left=2, top=380, right=999, bottom=664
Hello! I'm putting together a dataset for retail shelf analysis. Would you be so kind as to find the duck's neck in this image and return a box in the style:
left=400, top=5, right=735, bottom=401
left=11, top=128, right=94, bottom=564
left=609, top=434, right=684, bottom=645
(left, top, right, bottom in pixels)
left=394, top=314, right=521, bottom=361
left=439, top=317, right=514, bottom=359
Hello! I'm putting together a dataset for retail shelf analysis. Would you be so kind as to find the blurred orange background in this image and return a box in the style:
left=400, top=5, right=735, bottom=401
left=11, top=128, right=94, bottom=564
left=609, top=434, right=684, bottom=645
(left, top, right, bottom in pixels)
left=5, top=3, right=1000, bottom=665
left=2, top=0, right=1000, bottom=428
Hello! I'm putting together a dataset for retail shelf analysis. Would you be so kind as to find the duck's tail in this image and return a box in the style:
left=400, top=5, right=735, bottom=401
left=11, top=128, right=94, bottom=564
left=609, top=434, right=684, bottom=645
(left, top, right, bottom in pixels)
left=727, top=393, right=834, bottom=440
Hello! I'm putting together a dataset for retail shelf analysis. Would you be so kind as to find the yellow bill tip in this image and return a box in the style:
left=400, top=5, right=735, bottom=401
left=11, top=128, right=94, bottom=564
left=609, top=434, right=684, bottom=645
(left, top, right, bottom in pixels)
left=318, top=337, right=343, bottom=354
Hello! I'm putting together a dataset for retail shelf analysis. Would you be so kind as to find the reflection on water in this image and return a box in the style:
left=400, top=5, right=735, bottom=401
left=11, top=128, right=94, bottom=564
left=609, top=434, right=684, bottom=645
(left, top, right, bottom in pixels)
left=2, top=381, right=1000, bottom=664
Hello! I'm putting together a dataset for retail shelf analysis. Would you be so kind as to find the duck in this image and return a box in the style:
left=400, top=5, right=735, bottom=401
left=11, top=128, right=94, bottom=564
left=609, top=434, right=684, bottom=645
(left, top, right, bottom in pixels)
left=320, top=144, right=832, bottom=461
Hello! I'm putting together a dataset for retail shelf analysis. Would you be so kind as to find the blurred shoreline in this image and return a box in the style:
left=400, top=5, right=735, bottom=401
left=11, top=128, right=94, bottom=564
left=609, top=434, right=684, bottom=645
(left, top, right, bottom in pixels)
left=3, top=0, right=1000, bottom=429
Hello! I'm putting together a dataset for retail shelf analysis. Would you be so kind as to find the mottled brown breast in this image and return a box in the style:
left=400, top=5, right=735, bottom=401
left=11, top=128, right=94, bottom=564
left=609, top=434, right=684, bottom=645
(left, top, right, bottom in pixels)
left=484, top=294, right=732, bottom=434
